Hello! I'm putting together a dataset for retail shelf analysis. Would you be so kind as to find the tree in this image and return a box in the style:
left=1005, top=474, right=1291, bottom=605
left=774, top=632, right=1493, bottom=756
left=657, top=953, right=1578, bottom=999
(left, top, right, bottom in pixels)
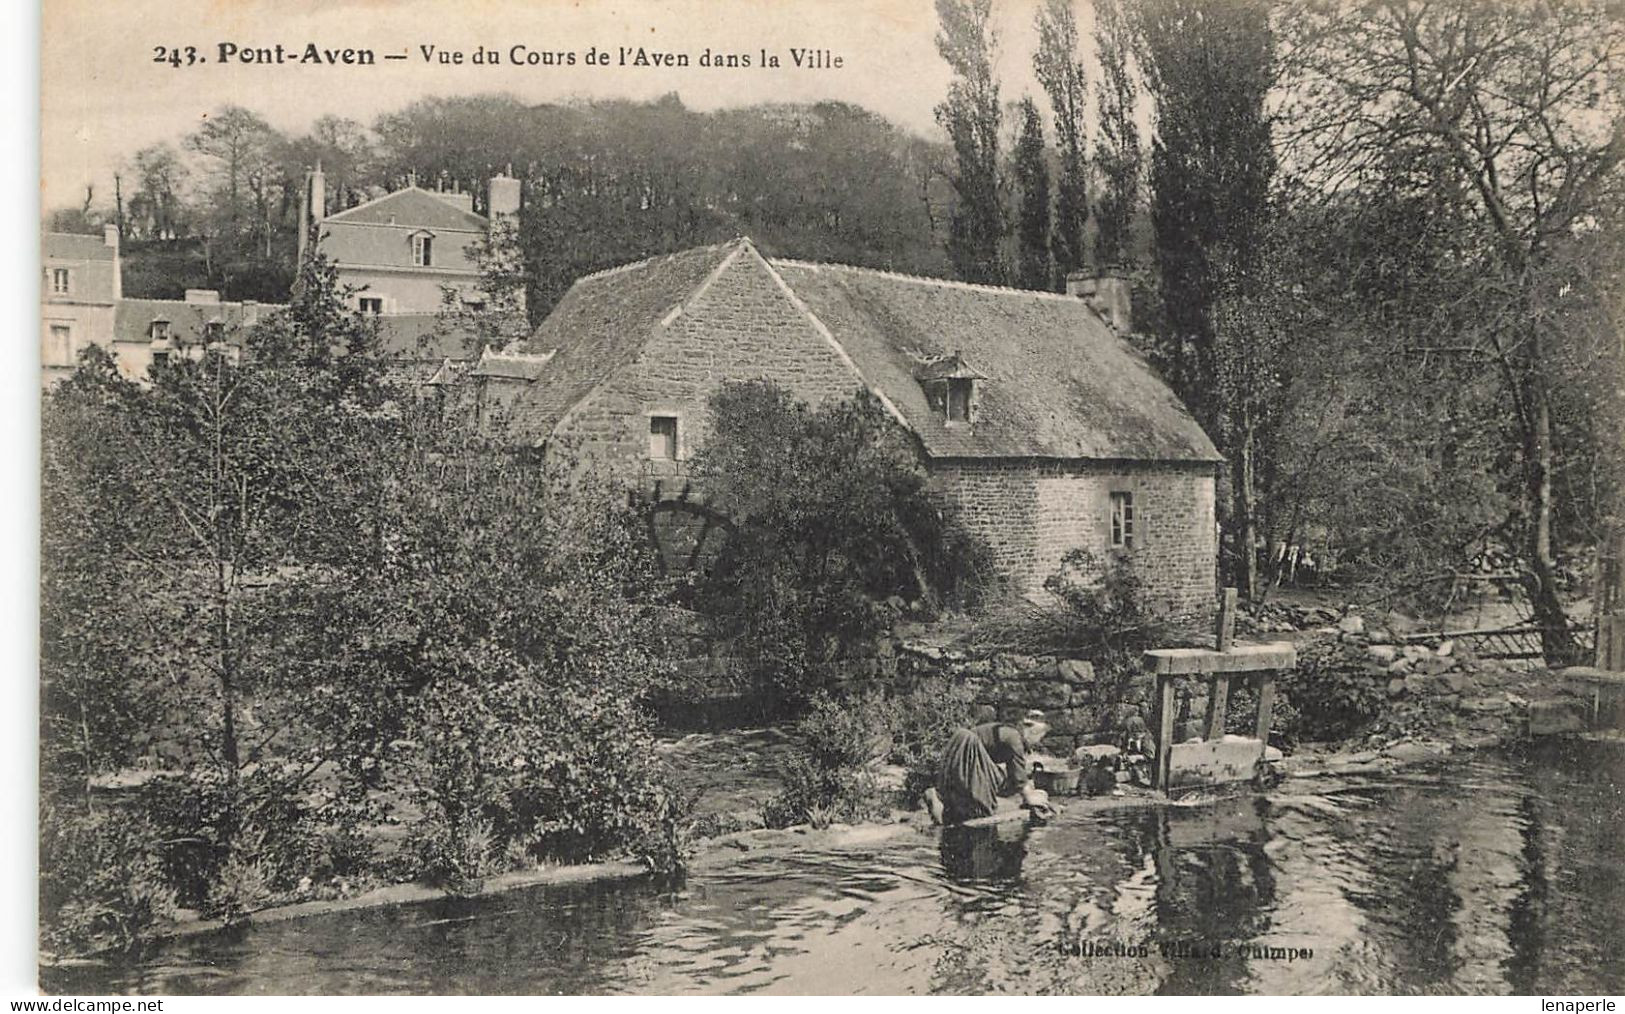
left=1280, top=0, right=1625, bottom=661
left=185, top=105, right=288, bottom=282
left=1137, top=0, right=1278, bottom=599
left=691, top=381, right=991, bottom=704
left=1034, top=0, right=1089, bottom=284
left=934, top=0, right=1006, bottom=284
left=1014, top=98, right=1054, bottom=290
left=129, top=144, right=188, bottom=240
left=1091, top=0, right=1142, bottom=270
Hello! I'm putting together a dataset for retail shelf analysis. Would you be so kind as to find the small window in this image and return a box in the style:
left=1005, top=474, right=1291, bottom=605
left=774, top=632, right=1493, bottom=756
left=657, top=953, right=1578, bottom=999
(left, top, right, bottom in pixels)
left=946, top=378, right=973, bottom=423
left=412, top=234, right=434, bottom=267
left=150, top=320, right=170, bottom=340
left=359, top=297, right=384, bottom=315
left=43, top=324, right=73, bottom=366
left=50, top=268, right=71, bottom=295
left=649, top=416, right=678, bottom=460
left=1110, top=491, right=1135, bottom=548
left=204, top=321, right=224, bottom=342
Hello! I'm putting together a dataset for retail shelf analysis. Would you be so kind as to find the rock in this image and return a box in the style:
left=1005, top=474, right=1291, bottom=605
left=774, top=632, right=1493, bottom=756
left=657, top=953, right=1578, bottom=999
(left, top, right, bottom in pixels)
left=1402, top=644, right=1432, bottom=663
left=1387, top=678, right=1408, bottom=697
left=1387, top=659, right=1414, bottom=676
left=1074, top=743, right=1122, bottom=763
left=1263, top=745, right=1284, bottom=762
left=1382, top=740, right=1445, bottom=764
left=1338, top=614, right=1366, bottom=635
left=1528, top=700, right=1586, bottom=736
left=1121, top=714, right=1148, bottom=736
left=1367, top=644, right=1398, bottom=664
left=1057, top=659, right=1095, bottom=684
left=1458, top=696, right=1510, bottom=714
left=1437, top=639, right=1455, bottom=657
left=1442, top=672, right=1476, bottom=694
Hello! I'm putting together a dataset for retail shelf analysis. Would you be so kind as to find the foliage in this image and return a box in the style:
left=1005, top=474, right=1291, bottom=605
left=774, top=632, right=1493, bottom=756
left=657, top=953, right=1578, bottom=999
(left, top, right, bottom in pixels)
left=39, top=803, right=178, bottom=956
left=1137, top=0, right=1279, bottom=599
left=1091, top=0, right=1142, bottom=271
left=934, top=0, right=1006, bottom=284
left=1278, top=0, right=1625, bottom=661
left=691, top=381, right=993, bottom=703
left=1275, top=659, right=1386, bottom=744
left=884, top=679, right=977, bottom=803
left=1012, top=97, right=1053, bottom=292
left=760, top=692, right=891, bottom=829
left=1034, top=0, right=1090, bottom=283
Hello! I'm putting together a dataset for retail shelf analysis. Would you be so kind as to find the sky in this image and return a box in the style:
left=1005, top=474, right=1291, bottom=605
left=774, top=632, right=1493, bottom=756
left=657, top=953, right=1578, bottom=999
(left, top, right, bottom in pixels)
left=41, top=0, right=1084, bottom=214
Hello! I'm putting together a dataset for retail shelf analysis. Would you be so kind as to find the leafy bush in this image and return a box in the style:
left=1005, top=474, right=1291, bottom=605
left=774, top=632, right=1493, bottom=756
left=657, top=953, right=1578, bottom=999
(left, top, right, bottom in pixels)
left=692, top=381, right=995, bottom=704
left=40, top=803, right=178, bottom=956
left=761, top=691, right=894, bottom=828
left=1276, top=660, right=1385, bottom=743
left=884, top=679, right=977, bottom=803
left=761, top=753, right=883, bottom=829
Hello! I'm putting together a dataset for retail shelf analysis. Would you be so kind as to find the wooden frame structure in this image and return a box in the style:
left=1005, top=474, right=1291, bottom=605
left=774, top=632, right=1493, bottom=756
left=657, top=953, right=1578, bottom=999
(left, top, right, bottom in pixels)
left=1144, top=589, right=1297, bottom=792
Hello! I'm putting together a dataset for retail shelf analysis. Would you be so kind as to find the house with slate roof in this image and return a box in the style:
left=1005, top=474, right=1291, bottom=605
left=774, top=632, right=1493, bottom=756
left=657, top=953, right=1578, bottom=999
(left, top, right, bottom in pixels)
left=498, top=237, right=1222, bottom=612
left=296, top=166, right=522, bottom=318
left=42, top=228, right=121, bottom=386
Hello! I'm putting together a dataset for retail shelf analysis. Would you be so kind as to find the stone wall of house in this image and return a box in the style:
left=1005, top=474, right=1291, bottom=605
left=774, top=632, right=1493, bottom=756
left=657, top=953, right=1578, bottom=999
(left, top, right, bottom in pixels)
left=551, top=249, right=867, bottom=486
left=928, top=459, right=1218, bottom=615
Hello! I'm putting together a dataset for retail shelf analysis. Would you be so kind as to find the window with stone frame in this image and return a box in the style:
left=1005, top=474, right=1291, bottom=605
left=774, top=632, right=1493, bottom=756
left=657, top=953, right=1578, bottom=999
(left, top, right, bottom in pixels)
left=150, top=319, right=171, bottom=340
left=359, top=297, right=384, bottom=315
left=50, top=268, right=71, bottom=295
left=649, top=415, right=679, bottom=460
left=1110, top=491, right=1136, bottom=548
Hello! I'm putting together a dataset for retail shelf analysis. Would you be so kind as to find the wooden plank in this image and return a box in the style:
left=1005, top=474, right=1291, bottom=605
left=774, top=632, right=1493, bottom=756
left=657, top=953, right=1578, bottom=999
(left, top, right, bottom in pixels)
left=1203, top=674, right=1230, bottom=740
left=1165, top=738, right=1266, bottom=790
left=1156, top=675, right=1176, bottom=790
left=1145, top=643, right=1297, bottom=675
left=1255, top=672, right=1275, bottom=744
left=1216, top=588, right=1238, bottom=652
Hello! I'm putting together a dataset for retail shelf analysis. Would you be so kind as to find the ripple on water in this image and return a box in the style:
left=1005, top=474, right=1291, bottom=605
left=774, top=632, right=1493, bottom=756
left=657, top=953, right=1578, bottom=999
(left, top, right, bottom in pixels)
left=41, top=747, right=1625, bottom=995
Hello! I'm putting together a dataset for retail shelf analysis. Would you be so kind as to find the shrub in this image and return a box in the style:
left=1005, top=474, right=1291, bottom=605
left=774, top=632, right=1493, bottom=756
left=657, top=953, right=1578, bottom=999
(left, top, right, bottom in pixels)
left=1276, top=659, right=1385, bottom=743
left=885, top=679, right=977, bottom=803
left=692, top=381, right=995, bottom=704
left=760, top=691, right=895, bottom=828
left=761, top=753, right=883, bottom=829
left=40, top=803, right=178, bottom=956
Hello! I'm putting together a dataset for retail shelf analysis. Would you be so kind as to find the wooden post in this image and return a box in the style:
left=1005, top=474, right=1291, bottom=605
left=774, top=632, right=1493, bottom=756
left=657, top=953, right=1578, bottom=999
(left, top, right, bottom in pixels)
left=1203, top=674, right=1230, bottom=740
left=1254, top=672, right=1275, bottom=745
left=1155, top=674, right=1176, bottom=790
left=1216, top=587, right=1237, bottom=652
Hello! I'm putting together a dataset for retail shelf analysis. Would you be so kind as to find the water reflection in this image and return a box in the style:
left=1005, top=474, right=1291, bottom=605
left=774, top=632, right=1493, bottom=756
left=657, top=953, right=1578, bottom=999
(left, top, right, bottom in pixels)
left=42, top=748, right=1625, bottom=995
left=938, top=822, right=1029, bottom=886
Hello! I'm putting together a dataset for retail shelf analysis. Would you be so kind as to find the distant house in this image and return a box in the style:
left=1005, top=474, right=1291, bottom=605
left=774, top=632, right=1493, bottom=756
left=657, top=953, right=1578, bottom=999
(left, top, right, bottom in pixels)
left=295, top=167, right=522, bottom=318
left=41, top=228, right=121, bottom=386
left=112, top=290, right=275, bottom=377
left=494, top=237, right=1222, bottom=612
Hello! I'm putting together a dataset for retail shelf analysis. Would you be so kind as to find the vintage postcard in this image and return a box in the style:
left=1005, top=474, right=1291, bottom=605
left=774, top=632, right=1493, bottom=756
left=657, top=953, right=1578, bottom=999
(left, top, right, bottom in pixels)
left=34, top=0, right=1625, bottom=998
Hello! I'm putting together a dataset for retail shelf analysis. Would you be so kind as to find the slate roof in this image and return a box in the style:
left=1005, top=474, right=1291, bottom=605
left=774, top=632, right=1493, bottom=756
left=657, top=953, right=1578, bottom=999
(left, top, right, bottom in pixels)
left=114, top=299, right=281, bottom=346
left=44, top=233, right=116, bottom=261
left=512, top=238, right=1221, bottom=464
left=324, top=187, right=487, bottom=232
left=471, top=347, right=555, bottom=381
left=510, top=242, right=739, bottom=438
left=375, top=314, right=480, bottom=360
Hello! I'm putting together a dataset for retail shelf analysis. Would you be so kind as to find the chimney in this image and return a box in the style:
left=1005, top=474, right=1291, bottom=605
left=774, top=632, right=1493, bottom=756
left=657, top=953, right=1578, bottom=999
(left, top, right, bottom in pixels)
left=184, top=289, right=220, bottom=305
left=104, top=224, right=122, bottom=300
left=489, top=171, right=521, bottom=220
left=1066, top=272, right=1133, bottom=334
left=297, top=163, right=326, bottom=266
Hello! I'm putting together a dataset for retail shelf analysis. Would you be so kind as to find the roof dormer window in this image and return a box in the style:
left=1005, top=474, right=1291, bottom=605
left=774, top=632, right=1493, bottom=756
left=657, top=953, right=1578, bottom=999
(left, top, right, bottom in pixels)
left=203, top=321, right=224, bottom=343
left=150, top=319, right=170, bottom=341
left=915, top=350, right=987, bottom=427
left=411, top=231, right=434, bottom=267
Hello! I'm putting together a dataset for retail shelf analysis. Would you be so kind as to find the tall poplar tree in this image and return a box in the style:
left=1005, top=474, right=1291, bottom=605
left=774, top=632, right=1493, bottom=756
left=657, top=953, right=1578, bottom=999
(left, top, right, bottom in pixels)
left=934, top=0, right=1006, bottom=284
left=1091, top=0, right=1142, bottom=271
left=1137, top=0, right=1277, bottom=599
left=1014, top=98, right=1053, bottom=291
left=1034, top=0, right=1089, bottom=285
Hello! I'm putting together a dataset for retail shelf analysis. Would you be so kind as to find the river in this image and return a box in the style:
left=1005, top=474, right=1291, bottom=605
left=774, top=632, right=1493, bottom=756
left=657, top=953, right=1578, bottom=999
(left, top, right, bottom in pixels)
left=43, top=744, right=1625, bottom=994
